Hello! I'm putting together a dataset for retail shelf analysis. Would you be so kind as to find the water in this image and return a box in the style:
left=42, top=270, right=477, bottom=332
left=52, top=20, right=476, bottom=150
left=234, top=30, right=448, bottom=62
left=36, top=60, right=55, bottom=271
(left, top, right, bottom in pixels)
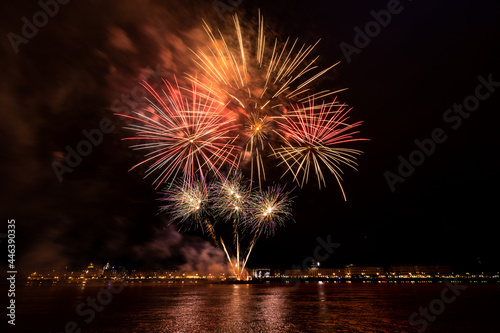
left=13, top=282, right=500, bottom=332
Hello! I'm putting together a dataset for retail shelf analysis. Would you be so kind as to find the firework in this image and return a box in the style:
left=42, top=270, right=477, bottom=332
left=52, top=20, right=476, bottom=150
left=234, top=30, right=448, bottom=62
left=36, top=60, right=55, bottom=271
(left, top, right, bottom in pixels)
left=158, top=178, right=210, bottom=231
left=239, top=111, right=272, bottom=188
left=247, top=184, right=294, bottom=237
left=210, top=172, right=251, bottom=222
left=189, top=11, right=346, bottom=185
left=119, top=11, right=367, bottom=280
left=210, top=172, right=251, bottom=272
left=159, top=174, right=294, bottom=280
left=116, top=79, right=241, bottom=188
left=272, top=98, right=367, bottom=200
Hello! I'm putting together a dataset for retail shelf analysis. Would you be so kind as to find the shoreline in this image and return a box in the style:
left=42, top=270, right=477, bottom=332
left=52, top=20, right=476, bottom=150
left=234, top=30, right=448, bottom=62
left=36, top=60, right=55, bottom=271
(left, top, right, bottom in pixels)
left=23, top=276, right=500, bottom=286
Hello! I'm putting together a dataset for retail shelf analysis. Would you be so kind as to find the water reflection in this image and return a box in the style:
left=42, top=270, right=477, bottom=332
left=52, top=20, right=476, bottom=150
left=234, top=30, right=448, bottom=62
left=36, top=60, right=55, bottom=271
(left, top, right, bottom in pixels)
left=17, top=283, right=493, bottom=332
left=154, top=283, right=415, bottom=332
left=258, top=286, right=289, bottom=331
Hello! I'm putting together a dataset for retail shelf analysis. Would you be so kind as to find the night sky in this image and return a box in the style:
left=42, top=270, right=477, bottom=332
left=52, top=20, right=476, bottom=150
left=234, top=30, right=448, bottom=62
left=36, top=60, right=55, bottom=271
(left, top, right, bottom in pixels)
left=1, top=0, right=499, bottom=274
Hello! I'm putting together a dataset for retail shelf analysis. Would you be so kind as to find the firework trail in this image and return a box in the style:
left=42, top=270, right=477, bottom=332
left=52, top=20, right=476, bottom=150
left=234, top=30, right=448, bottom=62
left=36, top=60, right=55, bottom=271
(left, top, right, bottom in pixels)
left=240, top=183, right=295, bottom=274
left=159, top=174, right=294, bottom=280
left=116, top=79, right=241, bottom=188
left=189, top=11, right=347, bottom=187
left=210, top=172, right=251, bottom=278
left=272, top=98, right=368, bottom=200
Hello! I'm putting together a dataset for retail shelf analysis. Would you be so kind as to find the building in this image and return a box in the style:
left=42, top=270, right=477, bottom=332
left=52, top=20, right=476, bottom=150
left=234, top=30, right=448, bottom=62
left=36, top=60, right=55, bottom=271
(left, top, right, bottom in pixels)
left=83, top=262, right=102, bottom=279
left=308, top=268, right=343, bottom=278
left=248, top=268, right=271, bottom=278
left=343, top=265, right=384, bottom=276
left=388, top=265, right=452, bottom=277
left=282, top=269, right=308, bottom=277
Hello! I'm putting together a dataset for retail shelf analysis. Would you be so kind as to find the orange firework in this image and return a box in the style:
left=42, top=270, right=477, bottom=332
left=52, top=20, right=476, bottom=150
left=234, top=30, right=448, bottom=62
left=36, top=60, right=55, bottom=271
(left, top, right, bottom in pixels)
left=119, top=11, right=367, bottom=279
left=189, top=11, right=347, bottom=186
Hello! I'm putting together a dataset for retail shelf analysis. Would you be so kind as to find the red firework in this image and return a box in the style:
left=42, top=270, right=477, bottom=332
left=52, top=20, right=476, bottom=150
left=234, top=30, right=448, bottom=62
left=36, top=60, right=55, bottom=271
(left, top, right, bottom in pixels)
left=116, top=79, right=241, bottom=188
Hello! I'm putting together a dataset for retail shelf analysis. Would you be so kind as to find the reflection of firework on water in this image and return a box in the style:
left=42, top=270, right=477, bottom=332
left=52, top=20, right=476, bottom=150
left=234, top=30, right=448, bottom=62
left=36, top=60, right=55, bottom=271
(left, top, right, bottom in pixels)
left=272, top=98, right=367, bottom=200
left=189, top=12, right=347, bottom=185
left=247, top=184, right=295, bottom=237
left=117, top=80, right=240, bottom=188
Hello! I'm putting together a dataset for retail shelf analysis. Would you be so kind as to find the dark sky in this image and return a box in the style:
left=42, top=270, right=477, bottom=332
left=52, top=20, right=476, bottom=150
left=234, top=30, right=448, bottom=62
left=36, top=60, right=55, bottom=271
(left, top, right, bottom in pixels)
left=1, top=0, right=499, bottom=274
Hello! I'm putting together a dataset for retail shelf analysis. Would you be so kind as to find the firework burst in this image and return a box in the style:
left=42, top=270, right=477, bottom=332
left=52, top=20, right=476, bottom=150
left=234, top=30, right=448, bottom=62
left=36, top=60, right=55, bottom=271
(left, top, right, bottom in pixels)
left=272, top=98, right=368, bottom=199
left=116, top=79, right=241, bottom=188
left=210, top=172, right=251, bottom=222
left=159, top=174, right=294, bottom=279
left=158, top=178, right=211, bottom=232
left=247, top=184, right=295, bottom=237
left=189, top=11, right=347, bottom=185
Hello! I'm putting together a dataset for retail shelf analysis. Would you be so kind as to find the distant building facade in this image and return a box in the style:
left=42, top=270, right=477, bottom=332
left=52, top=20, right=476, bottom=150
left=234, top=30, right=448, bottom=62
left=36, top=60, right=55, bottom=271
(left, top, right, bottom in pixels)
left=388, top=265, right=452, bottom=276
left=248, top=268, right=271, bottom=278
left=343, top=265, right=384, bottom=276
